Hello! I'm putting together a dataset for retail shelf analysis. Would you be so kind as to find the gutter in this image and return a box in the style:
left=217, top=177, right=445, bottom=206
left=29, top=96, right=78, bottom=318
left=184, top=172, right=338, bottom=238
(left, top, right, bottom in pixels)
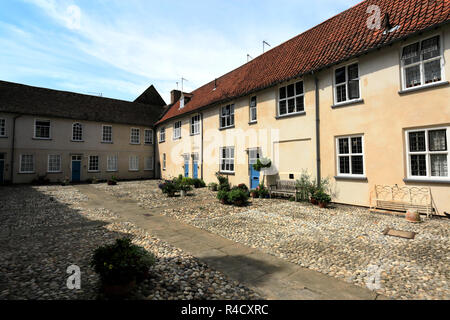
left=314, top=76, right=321, bottom=186
left=153, top=128, right=157, bottom=179
left=10, top=114, right=22, bottom=183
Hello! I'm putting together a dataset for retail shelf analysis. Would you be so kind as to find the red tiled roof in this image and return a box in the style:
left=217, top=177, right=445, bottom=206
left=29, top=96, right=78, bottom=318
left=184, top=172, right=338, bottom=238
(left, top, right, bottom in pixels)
left=157, top=0, right=450, bottom=124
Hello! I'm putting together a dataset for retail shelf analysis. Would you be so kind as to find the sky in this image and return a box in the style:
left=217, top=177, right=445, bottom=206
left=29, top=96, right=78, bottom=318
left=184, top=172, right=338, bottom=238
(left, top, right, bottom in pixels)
left=0, top=0, right=362, bottom=103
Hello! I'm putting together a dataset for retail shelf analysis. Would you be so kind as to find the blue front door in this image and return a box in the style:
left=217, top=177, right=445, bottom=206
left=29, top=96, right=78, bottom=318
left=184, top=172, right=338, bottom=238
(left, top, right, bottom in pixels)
left=184, top=162, right=189, bottom=177
left=72, top=161, right=81, bottom=182
left=0, top=160, right=4, bottom=184
left=193, top=161, right=198, bottom=179
left=250, top=165, right=260, bottom=189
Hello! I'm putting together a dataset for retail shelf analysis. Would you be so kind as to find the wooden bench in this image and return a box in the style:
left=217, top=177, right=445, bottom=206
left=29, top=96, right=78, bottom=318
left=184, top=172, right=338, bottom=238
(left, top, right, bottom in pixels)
left=269, top=180, right=298, bottom=201
left=370, top=185, right=434, bottom=218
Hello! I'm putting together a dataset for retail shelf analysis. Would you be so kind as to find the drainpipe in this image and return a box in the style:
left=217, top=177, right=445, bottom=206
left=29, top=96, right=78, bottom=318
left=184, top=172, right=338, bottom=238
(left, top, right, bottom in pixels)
left=153, top=127, right=157, bottom=179
left=10, top=114, right=22, bottom=183
left=200, top=112, right=204, bottom=180
left=314, top=76, right=321, bottom=186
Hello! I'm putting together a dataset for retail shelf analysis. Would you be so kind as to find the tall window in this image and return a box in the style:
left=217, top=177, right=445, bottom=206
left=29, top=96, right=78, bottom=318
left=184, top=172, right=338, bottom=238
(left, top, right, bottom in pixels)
left=145, top=156, right=154, bottom=171
left=129, top=156, right=139, bottom=171
left=102, top=125, right=113, bottom=143
left=173, top=121, right=182, bottom=139
left=191, top=115, right=200, bottom=135
left=163, top=154, right=166, bottom=170
left=249, top=96, right=257, bottom=123
left=34, top=120, right=51, bottom=139
left=334, top=63, right=360, bottom=104
left=107, top=155, right=118, bottom=172
left=0, top=119, right=5, bottom=137
left=48, top=155, right=61, bottom=173
left=401, top=35, right=443, bottom=90
left=130, top=128, right=140, bottom=144
left=159, top=127, right=166, bottom=143
left=72, top=123, right=83, bottom=141
left=406, top=127, right=449, bottom=179
left=278, top=81, right=304, bottom=116
left=88, top=156, right=99, bottom=172
left=220, top=104, right=235, bottom=128
left=220, top=147, right=235, bottom=173
left=336, top=136, right=365, bottom=176
left=144, top=129, right=153, bottom=144
left=20, top=155, right=34, bottom=173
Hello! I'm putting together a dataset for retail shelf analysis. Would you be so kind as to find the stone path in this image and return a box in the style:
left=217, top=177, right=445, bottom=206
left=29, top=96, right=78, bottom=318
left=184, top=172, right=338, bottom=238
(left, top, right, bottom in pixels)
left=75, top=184, right=386, bottom=300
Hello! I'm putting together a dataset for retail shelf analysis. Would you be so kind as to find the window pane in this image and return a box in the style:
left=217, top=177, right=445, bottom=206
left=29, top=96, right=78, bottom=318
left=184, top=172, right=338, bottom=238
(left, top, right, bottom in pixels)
left=429, top=130, right=447, bottom=151
left=339, top=138, right=349, bottom=154
left=335, top=67, right=346, bottom=84
left=348, top=64, right=359, bottom=80
left=287, top=84, right=295, bottom=97
left=295, top=82, right=304, bottom=95
left=351, top=137, right=362, bottom=154
left=351, top=156, right=364, bottom=175
left=430, top=154, right=448, bottom=177
left=279, top=87, right=286, bottom=99
left=296, top=96, right=304, bottom=112
left=288, top=98, right=295, bottom=113
left=279, top=100, right=287, bottom=115
left=348, top=80, right=360, bottom=100
left=405, top=65, right=421, bottom=88
left=402, top=42, right=420, bottom=65
left=339, top=156, right=350, bottom=174
left=410, top=155, right=427, bottom=176
left=250, top=96, right=257, bottom=108
left=409, top=132, right=426, bottom=152
left=336, top=84, right=346, bottom=103
left=424, top=60, right=442, bottom=84
left=421, top=36, right=440, bottom=60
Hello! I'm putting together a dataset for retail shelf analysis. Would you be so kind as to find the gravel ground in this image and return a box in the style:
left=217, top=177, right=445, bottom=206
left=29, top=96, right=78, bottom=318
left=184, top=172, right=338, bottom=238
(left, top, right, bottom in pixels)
left=0, top=185, right=260, bottom=300
left=94, top=180, right=450, bottom=300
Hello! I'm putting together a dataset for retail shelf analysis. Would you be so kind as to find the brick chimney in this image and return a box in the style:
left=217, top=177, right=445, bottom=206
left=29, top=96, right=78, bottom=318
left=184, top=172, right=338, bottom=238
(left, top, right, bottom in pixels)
left=170, top=90, right=182, bottom=105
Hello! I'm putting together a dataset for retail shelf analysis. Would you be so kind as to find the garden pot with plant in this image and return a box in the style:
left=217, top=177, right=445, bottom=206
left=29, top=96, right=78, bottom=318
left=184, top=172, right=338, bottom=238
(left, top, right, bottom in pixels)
left=107, top=176, right=118, bottom=186
left=250, top=190, right=258, bottom=198
left=91, top=238, right=155, bottom=298
left=315, top=190, right=331, bottom=208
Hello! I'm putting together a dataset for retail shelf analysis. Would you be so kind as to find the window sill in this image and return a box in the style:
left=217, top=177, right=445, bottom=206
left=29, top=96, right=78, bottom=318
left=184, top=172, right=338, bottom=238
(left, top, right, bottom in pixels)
left=219, top=125, right=235, bottom=131
left=334, top=175, right=368, bottom=182
left=102, top=141, right=113, bottom=144
left=399, top=81, right=449, bottom=94
left=248, top=121, right=257, bottom=125
left=404, top=178, right=450, bottom=185
left=130, top=143, right=141, bottom=145
left=219, top=171, right=235, bottom=176
left=18, top=172, right=35, bottom=174
left=275, top=111, right=306, bottom=120
left=107, top=170, right=118, bottom=173
left=190, top=133, right=200, bottom=136
left=159, top=141, right=166, bottom=144
left=47, top=171, right=62, bottom=174
left=173, top=137, right=181, bottom=141
left=129, top=170, right=139, bottom=172
left=33, top=138, right=52, bottom=141
left=71, top=140, right=84, bottom=143
left=144, top=169, right=154, bottom=171
left=88, top=171, right=100, bottom=173
left=331, top=98, right=364, bottom=109
left=0, top=136, right=8, bottom=139
left=144, top=143, right=154, bottom=145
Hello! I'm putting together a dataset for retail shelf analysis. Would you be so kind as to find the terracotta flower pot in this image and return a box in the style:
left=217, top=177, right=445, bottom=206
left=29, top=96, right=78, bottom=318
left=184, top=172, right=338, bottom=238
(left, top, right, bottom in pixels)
left=310, top=198, right=318, bottom=205
left=405, top=209, right=421, bottom=223
left=318, top=201, right=328, bottom=208
left=103, top=279, right=136, bottom=298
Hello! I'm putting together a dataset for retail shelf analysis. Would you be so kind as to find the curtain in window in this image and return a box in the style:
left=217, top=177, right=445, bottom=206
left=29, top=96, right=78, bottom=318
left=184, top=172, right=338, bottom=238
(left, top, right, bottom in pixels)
left=402, top=43, right=420, bottom=65
left=421, top=36, right=440, bottom=60
left=429, top=130, right=447, bottom=151
left=430, top=154, right=448, bottom=177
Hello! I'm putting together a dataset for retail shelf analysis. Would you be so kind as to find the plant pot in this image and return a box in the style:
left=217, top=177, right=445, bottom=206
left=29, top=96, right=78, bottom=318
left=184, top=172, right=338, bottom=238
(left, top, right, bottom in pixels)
left=310, top=198, right=318, bottom=205
left=318, top=201, right=328, bottom=208
left=180, top=190, right=187, bottom=197
left=234, top=200, right=244, bottom=207
left=405, top=209, right=421, bottom=223
left=103, top=279, right=136, bottom=298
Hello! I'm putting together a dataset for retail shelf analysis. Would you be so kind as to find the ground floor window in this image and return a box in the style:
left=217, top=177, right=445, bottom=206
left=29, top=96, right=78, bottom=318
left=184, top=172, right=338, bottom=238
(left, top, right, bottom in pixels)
left=336, top=135, right=365, bottom=176
left=220, top=147, right=235, bottom=173
left=145, top=156, right=154, bottom=171
left=406, top=127, right=449, bottom=179
left=88, top=156, right=99, bottom=172
left=48, top=155, right=61, bottom=173
left=162, top=154, right=166, bottom=170
left=20, top=155, right=34, bottom=173
left=129, top=156, right=139, bottom=171
left=107, top=155, right=118, bottom=172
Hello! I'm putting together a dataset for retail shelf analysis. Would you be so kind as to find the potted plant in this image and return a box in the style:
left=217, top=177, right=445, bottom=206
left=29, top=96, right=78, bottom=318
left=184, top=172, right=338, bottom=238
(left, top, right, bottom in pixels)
left=217, top=190, right=230, bottom=204
left=227, top=188, right=249, bottom=207
left=256, top=184, right=269, bottom=199
left=107, top=176, right=118, bottom=186
left=208, top=182, right=218, bottom=191
left=250, top=189, right=258, bottom=198
left=91, top=238, right=156, bottom=298
left=315, top=190, right=331, bottom=208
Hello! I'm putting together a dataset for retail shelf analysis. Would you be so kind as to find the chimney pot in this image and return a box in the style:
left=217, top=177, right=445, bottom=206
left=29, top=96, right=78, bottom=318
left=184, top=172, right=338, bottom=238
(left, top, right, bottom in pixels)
left=170, top=90, right=182, bottom=104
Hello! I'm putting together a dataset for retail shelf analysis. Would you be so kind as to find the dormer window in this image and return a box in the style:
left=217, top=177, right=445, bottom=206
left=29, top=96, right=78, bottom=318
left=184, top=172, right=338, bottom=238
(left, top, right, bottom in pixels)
left=179, top=97, right=185, bottom=109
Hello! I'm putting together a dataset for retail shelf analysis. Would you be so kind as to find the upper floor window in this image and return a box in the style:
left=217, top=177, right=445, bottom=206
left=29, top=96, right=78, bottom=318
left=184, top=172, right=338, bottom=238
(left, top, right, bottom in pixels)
left=0, top=118, right=5, bottom=137
left=72, top=123, right=83, bottom=141
left=173, top=121, right=182, bottom=139
left=191, top=115, right=200, bottom=135
left=220, top=104, right=234, bottom=128
left=34, top=120, right=51, bottom=139
left=102, top=125, right=113, bottom=143
left=334, top=63, right=360, bottom=104
left=48, top=154, right=62, bottom=173
left=145, top=129, right=153, bottom=144
left=336, top=135, right=365, bottom=177
left=159, top=127, right=166, bottom=143
left=220, top=147, right=235, bottom=173
left=20, top=154, right=34, bottom=173
left=279, top=81, right=304, bottom=116
left=406, top=127, right=448, bottom=180
left=130, top=128, right=140, bottom=144
left=401, top=35, right=443, bottom=90
left=249, top=96, right=257, bottom=123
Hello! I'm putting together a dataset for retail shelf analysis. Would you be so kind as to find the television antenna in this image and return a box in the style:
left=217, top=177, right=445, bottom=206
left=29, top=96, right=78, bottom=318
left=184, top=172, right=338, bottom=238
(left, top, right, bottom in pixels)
left=263, top=40, right=271, bottom=53
left=247, top=54, right=253, bottom=62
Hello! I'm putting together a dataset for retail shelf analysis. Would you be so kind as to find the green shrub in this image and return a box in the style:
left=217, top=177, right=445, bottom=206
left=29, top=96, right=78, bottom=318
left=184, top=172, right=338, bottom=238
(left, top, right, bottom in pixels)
left=208, top=182, right=218, bottom=191
left=256, top=183, right=269, bottom=198
left=161, top=181, right=179, bottom=196
left=227, top=189, right=249, bottom=206
left=217, top=190, right=229, bottom=204
left=193, top=178, right=206, bottom=188
left=314, top=190, right=331, bottom=203
left=91, top=238, right=156, bottom=286
left=178, top=178, right=193, bottom=192
left=237, top=183, right=249, bottom=192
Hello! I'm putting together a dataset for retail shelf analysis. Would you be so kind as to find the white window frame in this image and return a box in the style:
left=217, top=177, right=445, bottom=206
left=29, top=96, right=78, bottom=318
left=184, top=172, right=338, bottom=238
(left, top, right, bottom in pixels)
left=19, top=154, right=35, bottom=173
left=191, top=115, right=200, bottom=135
left=145, top=156, right=154, bottom=171
left=0, top=118, right=6, bottom=137
left=173, top=121, right=182, bottom=140
left=107, top=155, right=118, bottom=172
left=47, top=154, right=62, bottom=173
left=129, top=155, right=139, bottom=171
left=220, top=147, right=235, bottom=173
left=220, top=104, right=235, bottom=129
left=336, top=135, right=365, bottom=178
left=34, top=119, right=51, bottom=139
left=249, top=96, right=257, bottom=123
left=333, top=62, right=361, bottom=105
left=163, top=153, right=166, bottom=171
left=159, top=127, right=166, bottom=143
left=400, top=33, right=446, bottom=91
left=102, top=125, right=113, bottom=143
left=88, top=155, right=100, bottom=172
left=405, top=126, right=449, bottom=181
left=72, top=123, right=83, bottom=142
left=130, top=128, right=140, bottom=144
left=278, top=80, right=305, bottom=117
left=144, top=129, right=153, bottom=145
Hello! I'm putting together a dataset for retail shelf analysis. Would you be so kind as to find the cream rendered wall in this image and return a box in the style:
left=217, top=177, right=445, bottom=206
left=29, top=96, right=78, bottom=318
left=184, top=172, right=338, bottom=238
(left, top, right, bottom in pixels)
left=319, top=26, right=450, bottom=214
left=11, top=115, right=155, bottom=183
